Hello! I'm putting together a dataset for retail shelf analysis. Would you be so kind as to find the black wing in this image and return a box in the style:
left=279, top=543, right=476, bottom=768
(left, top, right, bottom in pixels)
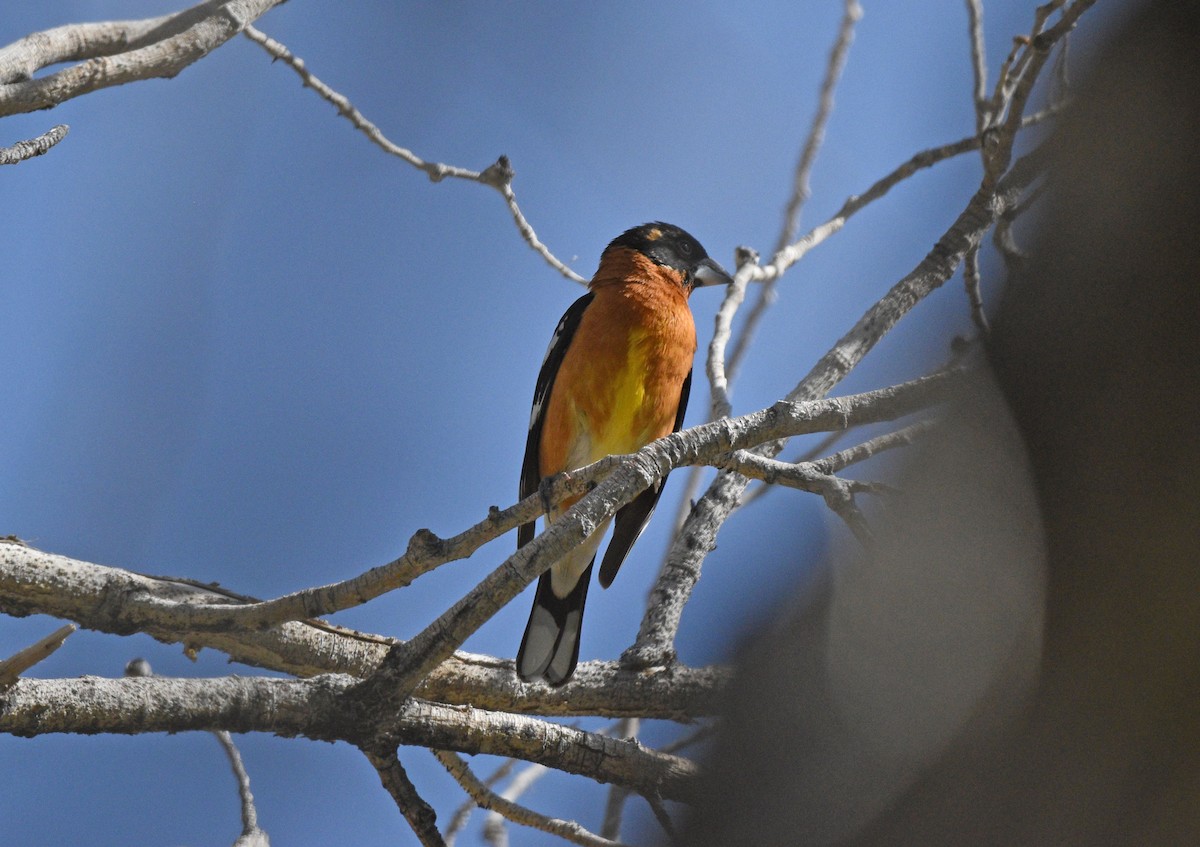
left=597, top=367, right=692, bottom=588
left=519, top=292, right=595, bottom=548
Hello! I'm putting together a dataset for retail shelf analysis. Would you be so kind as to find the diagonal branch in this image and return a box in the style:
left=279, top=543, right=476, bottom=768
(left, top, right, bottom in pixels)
left=367, top=750, right=446, bottom=847
left=483, top=759, right=551, bottom=847
left=0, top=623, right=75, bottom=685
left=443, top=759, right=516, bottom=846
left=628, top=138, right=1071, bottom=671
left=350, top=368, right=964, bottom=712
left=435, top=751, right=626, bottom=847
left=0, top=123, right=68, bottom=164
left=722, top=106, right=1056, bottom=385
left=0, top=0, right=286, bottom=117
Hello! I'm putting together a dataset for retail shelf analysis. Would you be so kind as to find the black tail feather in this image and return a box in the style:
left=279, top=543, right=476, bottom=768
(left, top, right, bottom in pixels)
left=516, top=562, right=594, bottom=686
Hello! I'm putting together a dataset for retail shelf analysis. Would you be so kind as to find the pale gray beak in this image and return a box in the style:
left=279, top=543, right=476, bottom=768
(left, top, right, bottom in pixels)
left=694, top=256, right=734, bottom=287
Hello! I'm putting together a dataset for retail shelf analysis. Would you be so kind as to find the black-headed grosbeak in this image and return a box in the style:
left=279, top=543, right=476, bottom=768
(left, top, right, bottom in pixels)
left=516, top=222, right=733, bottom=686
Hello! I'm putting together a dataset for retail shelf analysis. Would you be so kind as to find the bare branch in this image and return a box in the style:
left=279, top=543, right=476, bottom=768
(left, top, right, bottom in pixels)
left=0, top=623, right=75, bottom=685
left=216, top=730, right=270, bottom=847
left=811, top=419, right=937, bottom=475
left=0, top=123, right=67, bottom=164
left=483, top=761, right=551, bottom=847
left=641, top=793, right=677, bottom=842
left=239, top=25, right=476, bottom=184
left=716, top=451, right=886, bottom=545
left=725, top=103, right=1058, bottom=385
left=349, top=369, right=966, bottom=711
left=716, top=451, right=893, bottom=499
left=727, top=131, right=978, bottom=382
left=0, top=0, right=286, bottom=117
left=774, top=0, right=863, bottom=255
left=443, top=759, right=516, bottom=847
left=367, top=750, right=445, bottom=847
left=629, top=101, right=1071, bottom=670
left=123, top=656, right=270, bottom=845
left=982, top=0, right=1096, bottom=185
left=493, top=163, right=588, bottom=284
left=135, top=488, right=564, bottom=633
left=0, top=675, right=701, bottom=802
left=707, top=246, right=759, bottom=420
left=0, top=540, right=726, bottom=720
left=241, top=25, right=584, bottom=284
left=965, top=0, right=989, bottom=133
left=378, top=703, right=703, bottom=805
left=436, top=751, right=626, bottom=847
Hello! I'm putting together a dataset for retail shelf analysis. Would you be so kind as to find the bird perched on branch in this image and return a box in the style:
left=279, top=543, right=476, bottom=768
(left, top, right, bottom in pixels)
left=516, top=222, right=733, bottom=686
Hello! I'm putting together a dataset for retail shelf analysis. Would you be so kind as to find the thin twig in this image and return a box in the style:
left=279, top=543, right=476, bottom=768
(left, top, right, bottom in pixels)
left=725, top=112, right=1051, bottom=381
left=707, top=246, right=759, bottom=420
left=122, top=659, right=270, bottom=845
left=0, top=623, right=75, bottom=686
left=714, top=451, right=889, bottom=545
left=965, top=0, right=989, bottom=134
left=444, top=759, right=516, bottom=846
left=774, top=0, right=864, bottom=255
left=641, top=793, right=677, bottom=842
left=983, top=1, right=1092, bottom=185
left=241, top=25, right=584, bottom=284
left=811, top=419, right=937, bottom=475
left=739, top=427, right=855, bottom=508
left=482, top=761, right=551, bottom=847
left=724, top=417, right=935, bottom=515
left=214, top=731, right=270, bottom=846
left=727, top=0, right=862, bottom=387
left=435, top=751, right=627, bottom=847
left=0, top=124, right=69, bottom=165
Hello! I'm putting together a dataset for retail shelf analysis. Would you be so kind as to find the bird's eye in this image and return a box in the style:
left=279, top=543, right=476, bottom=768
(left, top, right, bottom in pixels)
left=678, top=241, right=693, bottom=256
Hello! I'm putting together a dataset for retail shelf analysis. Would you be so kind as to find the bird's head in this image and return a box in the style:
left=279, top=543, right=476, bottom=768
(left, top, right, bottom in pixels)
left=603, top=222, right=734, bottom=291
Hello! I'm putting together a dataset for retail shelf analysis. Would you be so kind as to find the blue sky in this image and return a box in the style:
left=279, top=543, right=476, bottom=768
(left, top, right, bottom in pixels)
left=1, top=2, right=1124, bottom=845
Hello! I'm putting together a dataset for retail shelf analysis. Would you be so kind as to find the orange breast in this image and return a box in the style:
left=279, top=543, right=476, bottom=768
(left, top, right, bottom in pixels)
left=539, top=273, right=696, bottom=489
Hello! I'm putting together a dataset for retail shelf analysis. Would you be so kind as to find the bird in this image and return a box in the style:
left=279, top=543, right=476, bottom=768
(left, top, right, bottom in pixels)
left=516, top=222, right=733, bottom=686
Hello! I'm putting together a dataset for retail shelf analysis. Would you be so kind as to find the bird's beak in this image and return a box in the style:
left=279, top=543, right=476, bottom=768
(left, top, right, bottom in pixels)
left=693, top=256, right=735, bottom=288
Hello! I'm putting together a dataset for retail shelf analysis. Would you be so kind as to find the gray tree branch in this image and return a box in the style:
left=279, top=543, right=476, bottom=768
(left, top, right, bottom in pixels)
left=0, top=674, right=700, bottom=803
left=0, top=123, right=67, bottom=164
left=0, top=540, right=725, bottom=721
left=0, top=0, right=286, bottom=116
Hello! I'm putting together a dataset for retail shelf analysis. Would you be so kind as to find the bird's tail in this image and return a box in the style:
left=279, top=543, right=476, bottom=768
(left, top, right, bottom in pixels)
left=516, top=562, right=594, bottom=686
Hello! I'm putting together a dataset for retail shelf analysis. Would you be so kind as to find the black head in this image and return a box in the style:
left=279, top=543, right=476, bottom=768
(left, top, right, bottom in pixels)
left=605, top=222, right=733, bottom=288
